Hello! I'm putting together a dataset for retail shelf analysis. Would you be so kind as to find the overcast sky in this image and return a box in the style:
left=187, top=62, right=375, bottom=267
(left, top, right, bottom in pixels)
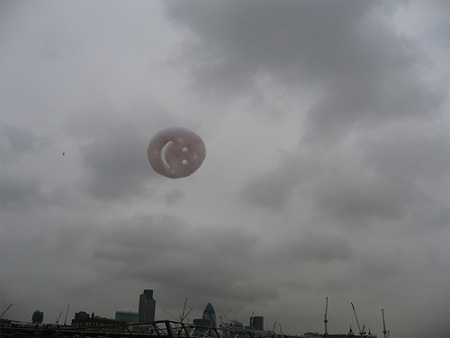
left=0, top=1, right=449, bottom=337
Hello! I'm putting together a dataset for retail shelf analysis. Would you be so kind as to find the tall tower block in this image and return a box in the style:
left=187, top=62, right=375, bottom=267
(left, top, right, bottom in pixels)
left=139, top=289, right=156, bottom=323
left=250, top=316, right=264, bottom=331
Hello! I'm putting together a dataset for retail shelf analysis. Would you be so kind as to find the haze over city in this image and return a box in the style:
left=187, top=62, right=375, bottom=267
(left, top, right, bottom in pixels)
left=1, top=1, right=449, bottom=338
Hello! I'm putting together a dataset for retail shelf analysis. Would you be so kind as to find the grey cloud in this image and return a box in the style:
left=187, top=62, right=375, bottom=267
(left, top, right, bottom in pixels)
left=360, top=121, right=450, bottom=229
left=1, top=124, right=51, bottom=159
left=91, top=214, right=262, bottom=298
left=81, top=135, right=150, bottom=201
left=363, top=121, right=450, bottom=189
left=290, top=231, right=354, bottom=263
left=240, top=173, right=293, bottom=211
left=304, top=74, right=442, bottom=143
left=66, top=107, right=169, bottom=201
left=0, top=174, right=44, bottom=211
left=165, top=1, right=374, bottom=87
left=163, top=189, right=185, bottom=204
left=166, top=1, right=444, bottom=143
left=263, top=229, right=355, bottom=265
left=358, top=250, right=405, bottom=281
left=242, top=129, right=447, bottom=231
left=239, top=155, right=302, bottom=211
left=313, top=172, right=413, bottom=224
left=94, top=216, right=259, bottom=272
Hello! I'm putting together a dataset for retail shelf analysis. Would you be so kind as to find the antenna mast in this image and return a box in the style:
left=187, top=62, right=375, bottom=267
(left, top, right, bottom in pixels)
left=324, top=297, right=329, bottom=335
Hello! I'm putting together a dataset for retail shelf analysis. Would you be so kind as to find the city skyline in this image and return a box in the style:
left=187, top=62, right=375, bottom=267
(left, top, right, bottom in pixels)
left=2, top=290, right=268, bottom=332
left=0, top=291, right=391, bottom=336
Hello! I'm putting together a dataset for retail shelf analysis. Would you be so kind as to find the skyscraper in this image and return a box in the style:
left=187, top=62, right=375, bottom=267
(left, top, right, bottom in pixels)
left=249, top=316, right=264, bottom=331
left=139, top=289, right=156, bottom=323
left=202, top=303, right=216, bottom=327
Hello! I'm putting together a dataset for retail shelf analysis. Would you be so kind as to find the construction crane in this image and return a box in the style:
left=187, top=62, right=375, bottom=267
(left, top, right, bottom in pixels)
left=220, top=296, right=253, bottom=325
left=382, top=309, right=390, bottom=338
left=272, top=321, right=277, bottom=333
left=351, top=302, right=366, bottom=336
left=162, top=299, right=193, bottom=323
left=324, top=297, right=329, bottom=335
left=0, top=304, right=13, bottom=319
left=161, top=308, right=178, bottom=321
left=179, top=298, right=193, bottom=323
left=64, top=303, right=70, bottom=326
left=56, top=310, right=63, bottom=325
left=232, top=297, right=253, bottom=320
left=278, top=323, right=283, bottom=335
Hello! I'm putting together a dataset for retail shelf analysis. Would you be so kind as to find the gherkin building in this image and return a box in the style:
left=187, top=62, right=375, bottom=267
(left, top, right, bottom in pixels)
left=202, top=303, right=216, bottom=327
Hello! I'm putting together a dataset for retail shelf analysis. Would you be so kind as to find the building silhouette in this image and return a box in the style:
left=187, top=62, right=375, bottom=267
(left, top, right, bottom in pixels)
left=202, top=303, right=216, bottom=327
left=74, top=311, right=90, bottom=320
left=192, top=303, right=216, bottom=327
left=249, top=316, right=264, bottom=331
left=115, top=311, right=139, bottom=323
left=32, top=311, right=43, bottom=324
left=139, top=289, right=156, bottom=323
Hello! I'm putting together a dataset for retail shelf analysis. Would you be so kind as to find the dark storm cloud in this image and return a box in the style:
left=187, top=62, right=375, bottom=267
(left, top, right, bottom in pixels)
left=166, top=1, right=444, bottom=142
left=91, top=214, right=263, bottom=299
left=270, top=229, right=355, bottom=263
left=66, top=104, right=172, bottom=201
left=241, top=121, right=448, bottom=230
left=165, top=1, right=373, bottom=88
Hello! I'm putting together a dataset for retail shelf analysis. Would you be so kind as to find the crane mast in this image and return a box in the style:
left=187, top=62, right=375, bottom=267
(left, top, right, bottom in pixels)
left=181, top=298, right=188, bottom=320
left=64, top=303, right=70, bottom=326
left=382, top=308, right=390, bottom=338
left=324, top=297, right=329, bottom=335
left=56, top=310, right=63, bottom=325
left=180, top=306, right=193, bottom=322
left=351, top=302, right=365, bottom=336
left=0, top=304, right=13, bottom=319
left=162, top=308, right=178, bottom=321
left=180, top=298, right=192, bottom=323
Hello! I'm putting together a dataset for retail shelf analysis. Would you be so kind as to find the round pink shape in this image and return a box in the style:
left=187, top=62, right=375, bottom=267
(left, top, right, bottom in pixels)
left=147, top=128, right=206, bottom=179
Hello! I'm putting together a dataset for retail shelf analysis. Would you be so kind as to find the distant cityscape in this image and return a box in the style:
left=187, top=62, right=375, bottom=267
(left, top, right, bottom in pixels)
left=1, top=291, right=383, bottom=338
left=4, top=289, right=265, bottom=331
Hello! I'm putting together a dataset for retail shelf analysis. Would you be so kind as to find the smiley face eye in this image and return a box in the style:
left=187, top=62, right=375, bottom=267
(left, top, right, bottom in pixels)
left=147, top=128, right=206, bottom=179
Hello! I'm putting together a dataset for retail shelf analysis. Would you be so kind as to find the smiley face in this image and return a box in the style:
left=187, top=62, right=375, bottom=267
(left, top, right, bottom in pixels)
left=147, top=128, right=206, bottom=179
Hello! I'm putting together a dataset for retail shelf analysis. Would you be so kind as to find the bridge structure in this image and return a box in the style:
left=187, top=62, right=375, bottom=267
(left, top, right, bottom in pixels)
left=0, top=319, right=301, bottom=338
